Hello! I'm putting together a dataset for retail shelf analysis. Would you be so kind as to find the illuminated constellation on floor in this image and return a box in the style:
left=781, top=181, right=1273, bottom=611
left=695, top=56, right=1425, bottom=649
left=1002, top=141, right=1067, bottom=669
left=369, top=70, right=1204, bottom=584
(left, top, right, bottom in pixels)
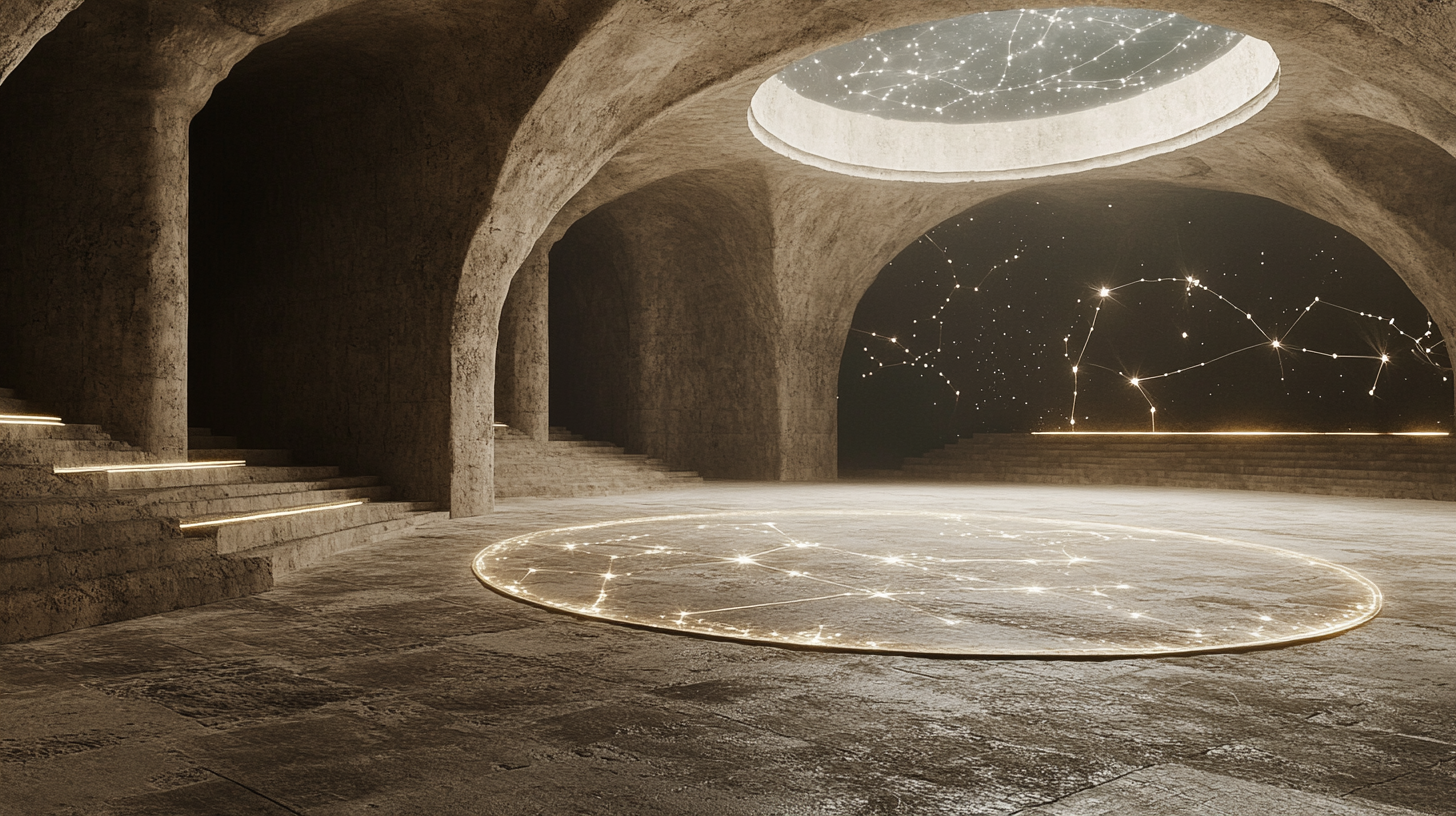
left=472, top=510, right=1381, bottom=658
left=1065, top=278, right=1451, bottom=430
left=780, top=7, right=1241, bottom=124
left=851, top=230, right=1451, bottom=431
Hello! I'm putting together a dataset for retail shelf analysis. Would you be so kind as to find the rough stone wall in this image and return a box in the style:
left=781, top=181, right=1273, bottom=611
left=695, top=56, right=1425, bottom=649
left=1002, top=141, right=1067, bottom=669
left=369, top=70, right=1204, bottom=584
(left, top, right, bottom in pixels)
left=551, top=168, right=782, bottom=479
left=0, top=0, right=80, bottom=84
left=188, top=0, right=608, bottom=505
left=0, top=0, right=261, bottom=459
left=4, top=0, right=1456, bottom=516
left=495, top=245, right=550, bottom=441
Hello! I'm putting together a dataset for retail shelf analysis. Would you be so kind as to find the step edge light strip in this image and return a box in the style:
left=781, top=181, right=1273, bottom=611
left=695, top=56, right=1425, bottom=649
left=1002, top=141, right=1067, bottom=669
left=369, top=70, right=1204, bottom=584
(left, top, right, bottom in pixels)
left=1032, top=431, right=1449, bottom=437
left=178, top=499, right=367, bottom=529
left=54, top=460, right=249, bottom=474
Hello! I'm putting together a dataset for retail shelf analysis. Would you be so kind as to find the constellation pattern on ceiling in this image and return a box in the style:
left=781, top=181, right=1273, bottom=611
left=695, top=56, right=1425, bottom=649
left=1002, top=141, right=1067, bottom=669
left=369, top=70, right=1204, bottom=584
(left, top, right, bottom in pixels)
left=1066, top=278, right=1452, bottom=430
left=850, top=225, right=1452, bottom=431
left=472, top=510, right=1381, bottom=657
left=780, top=7, right=1242, bottom=124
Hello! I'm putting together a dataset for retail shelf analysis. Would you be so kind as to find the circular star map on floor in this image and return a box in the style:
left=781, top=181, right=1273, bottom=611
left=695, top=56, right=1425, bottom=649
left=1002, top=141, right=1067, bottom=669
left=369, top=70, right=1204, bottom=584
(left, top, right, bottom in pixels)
left=471, top=511, right=1380, bottom=657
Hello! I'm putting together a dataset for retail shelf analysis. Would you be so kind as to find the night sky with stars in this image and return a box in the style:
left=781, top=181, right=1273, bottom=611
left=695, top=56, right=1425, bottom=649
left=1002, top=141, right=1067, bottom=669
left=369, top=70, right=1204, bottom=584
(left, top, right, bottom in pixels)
left=838, top=186, right=1453, bottom=469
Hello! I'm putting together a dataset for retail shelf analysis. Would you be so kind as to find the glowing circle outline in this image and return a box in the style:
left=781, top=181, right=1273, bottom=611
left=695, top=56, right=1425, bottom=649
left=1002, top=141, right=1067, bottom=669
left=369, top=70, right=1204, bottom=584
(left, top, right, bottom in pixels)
left=472, top=510, right=1382, bottom=659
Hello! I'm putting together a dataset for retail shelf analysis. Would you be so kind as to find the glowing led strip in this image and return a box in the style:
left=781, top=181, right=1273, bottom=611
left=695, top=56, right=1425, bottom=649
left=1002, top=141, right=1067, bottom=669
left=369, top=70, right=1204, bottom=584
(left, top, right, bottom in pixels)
left=54, top=460, right=248, bottom=474
left=0, top=413, right=63, bottom=426
left=178, top=500, right=365, bottom=529
left=1033, top=431, right=1448, bottom=436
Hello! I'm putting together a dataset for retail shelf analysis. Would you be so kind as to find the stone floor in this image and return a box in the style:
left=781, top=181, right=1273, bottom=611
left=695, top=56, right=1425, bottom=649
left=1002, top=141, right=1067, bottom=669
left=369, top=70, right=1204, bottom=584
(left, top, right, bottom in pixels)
left=2, top=481, right=1454, bottom=815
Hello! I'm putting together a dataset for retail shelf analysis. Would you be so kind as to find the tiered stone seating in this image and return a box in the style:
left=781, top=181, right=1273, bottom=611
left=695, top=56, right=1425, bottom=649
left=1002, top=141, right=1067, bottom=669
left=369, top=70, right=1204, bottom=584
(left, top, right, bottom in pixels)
left=175, top=428, right=447, bottom=573
left=493, top=425, right=702, bottom=498
left=0, top=389, right=445, bottom=643
left=899, top=433, right=1456, bottom=501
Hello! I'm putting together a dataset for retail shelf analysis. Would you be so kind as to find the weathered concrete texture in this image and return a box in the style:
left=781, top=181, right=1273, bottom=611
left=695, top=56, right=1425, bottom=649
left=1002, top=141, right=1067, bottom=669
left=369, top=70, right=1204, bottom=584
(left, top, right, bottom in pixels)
left=492, top=425, right=700, bottom=498
left=186, top=0, right=589, bottom=507
left=495, top=245, right=551, bottom=442
left=0, top=0, right=80, bottom=84
left=551, top=167, right=784, bottom=480
left=1, top=483, right=1452, bottom=814
left=3, top=0, right=1456, bottom=517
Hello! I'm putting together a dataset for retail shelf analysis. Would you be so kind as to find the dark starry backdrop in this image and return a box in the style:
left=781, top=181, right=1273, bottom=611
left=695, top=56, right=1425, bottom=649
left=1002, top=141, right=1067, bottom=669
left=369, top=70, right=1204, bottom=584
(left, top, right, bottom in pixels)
left=838, top=187, right=1453, bottom=469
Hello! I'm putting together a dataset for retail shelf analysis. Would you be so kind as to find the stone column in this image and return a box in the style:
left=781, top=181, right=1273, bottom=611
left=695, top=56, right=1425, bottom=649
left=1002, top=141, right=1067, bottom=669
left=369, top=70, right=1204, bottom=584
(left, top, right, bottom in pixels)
left=495, top=244, right=551, bottom=441
left=0, top=72, right=191, bottom=461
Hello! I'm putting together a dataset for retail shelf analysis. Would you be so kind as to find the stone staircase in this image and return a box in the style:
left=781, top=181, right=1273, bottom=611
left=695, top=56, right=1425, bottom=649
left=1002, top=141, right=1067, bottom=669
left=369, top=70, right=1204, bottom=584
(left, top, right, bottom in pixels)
left=0, top=388, right=446, bottom=643
left=493, top=425, right=702, bottom=498
left=896, top=433, right=1456, bottom=501
left=176, top=427, right=447, bottom=573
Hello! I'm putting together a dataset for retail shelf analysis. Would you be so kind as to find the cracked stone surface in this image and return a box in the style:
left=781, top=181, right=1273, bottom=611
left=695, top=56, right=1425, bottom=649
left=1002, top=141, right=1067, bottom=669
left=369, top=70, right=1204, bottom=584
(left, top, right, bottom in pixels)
left=1, top=482, right=1453, bottom=815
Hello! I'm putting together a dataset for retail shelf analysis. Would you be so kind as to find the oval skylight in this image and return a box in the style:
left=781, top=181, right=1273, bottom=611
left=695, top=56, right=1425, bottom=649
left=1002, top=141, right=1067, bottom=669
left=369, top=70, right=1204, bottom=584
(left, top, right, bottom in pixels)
left=749, top=8, right=1280, bottom=182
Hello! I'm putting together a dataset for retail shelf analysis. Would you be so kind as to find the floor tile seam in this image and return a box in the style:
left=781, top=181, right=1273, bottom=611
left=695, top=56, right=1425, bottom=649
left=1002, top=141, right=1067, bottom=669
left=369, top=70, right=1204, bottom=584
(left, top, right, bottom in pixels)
left=1335, top=754, right=1456, bottom=803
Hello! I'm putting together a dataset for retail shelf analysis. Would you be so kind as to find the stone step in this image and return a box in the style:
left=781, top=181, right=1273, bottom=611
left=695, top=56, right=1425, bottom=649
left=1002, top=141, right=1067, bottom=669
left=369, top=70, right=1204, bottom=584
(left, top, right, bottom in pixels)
left=494, top=425, right=701, bottom=499
left=901, top=434, right=1456, bottom=502
left=496, top=468, right=701, bottom=485
left=144, top=483, right=394, bottom=520
left=902, top=463, right=1456, bottom=495
left=912, top=453, right=1456, bottom=474
left=495, top=481, right=698, bottom=499
left=260, top=510, right=449, bottom=576
left=0, top=552, right=271, bottom=644
left=1, top=533, right=215, bottom=594
left=0, top=397, right=40, bottom=413
left=928, top=444, right=1456, bottom=463
left=0, top=496, right=156, bottom=534
left=1, top=515, right=179, bottom=560
left=907, top=462, right=1456, bottom=486
left=0, top=465, right=108, bottom=499
left=21, top=449, right=157, bottom=467
left=942, top=440, right=1456, bottom=455
left=0, top=423, right=116, bottom=442
left=903, top=468, right=1456, bottom=501
left=118, top=474, right=380, bottom=505
left=104, top=464, right=342, bottom=491
left=189, top=448, right=292, bottom=466
left=0, top=437, right=144, bottom=457
left=495, top=456, right=683, bottom=472
left=496, top=460, right=695, bottom=476
left=186, top=500, right=439, bottom=555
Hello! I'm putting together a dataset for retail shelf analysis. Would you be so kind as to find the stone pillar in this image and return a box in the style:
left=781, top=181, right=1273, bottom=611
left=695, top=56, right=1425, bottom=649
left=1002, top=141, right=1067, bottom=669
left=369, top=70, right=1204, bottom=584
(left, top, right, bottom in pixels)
left=1444, top=320, right=1456, bottom=430
left=775, top=315, right=844, bottom=480
left=495, top=245, right=550, bottom=441
left=0, top=68, right=190, bottom=461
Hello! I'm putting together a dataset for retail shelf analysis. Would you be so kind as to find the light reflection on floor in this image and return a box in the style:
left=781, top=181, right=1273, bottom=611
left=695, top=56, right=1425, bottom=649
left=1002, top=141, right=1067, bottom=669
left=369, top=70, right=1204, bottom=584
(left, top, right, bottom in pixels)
left=471, top=510, right=1380, bottom=658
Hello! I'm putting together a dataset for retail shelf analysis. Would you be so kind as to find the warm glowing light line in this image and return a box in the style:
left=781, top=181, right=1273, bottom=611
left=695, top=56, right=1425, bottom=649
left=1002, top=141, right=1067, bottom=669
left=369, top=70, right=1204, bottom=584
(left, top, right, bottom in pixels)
left=1136, top=342, right=1269, bottom=381
left=178, top=500, right=365, bottom=529
left=1032, top=431, right=1449, bottom=436
left=54, top=460, right=247, bottom=474
left=0, top=414, right=64, bottom=425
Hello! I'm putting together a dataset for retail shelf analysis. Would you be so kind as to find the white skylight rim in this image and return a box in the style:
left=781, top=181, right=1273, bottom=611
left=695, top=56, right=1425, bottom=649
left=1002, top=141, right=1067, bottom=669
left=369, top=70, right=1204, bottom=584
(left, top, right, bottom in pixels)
left=750, top=16, right=1279, bottom=183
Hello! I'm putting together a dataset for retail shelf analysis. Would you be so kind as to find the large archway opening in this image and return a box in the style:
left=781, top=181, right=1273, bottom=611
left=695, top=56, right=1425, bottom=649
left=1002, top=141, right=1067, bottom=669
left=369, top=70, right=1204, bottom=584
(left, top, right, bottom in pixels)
left=838, top=184, right=1452, bottom=470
